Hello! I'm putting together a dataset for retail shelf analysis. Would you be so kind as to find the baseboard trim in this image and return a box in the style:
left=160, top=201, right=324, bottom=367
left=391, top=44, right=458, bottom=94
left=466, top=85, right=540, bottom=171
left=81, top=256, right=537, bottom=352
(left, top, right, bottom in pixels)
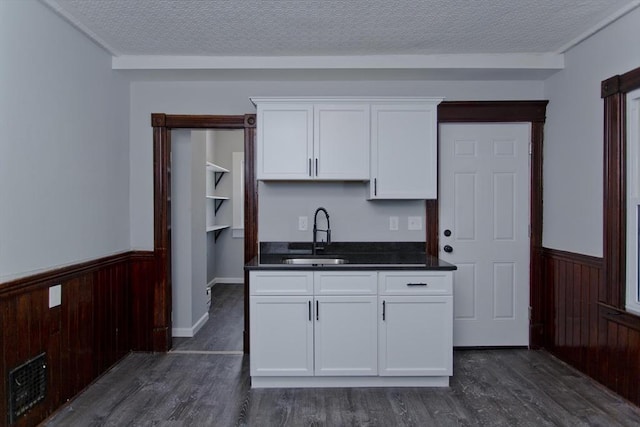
left=172, top=312, right=209, bottom=337
left=209, top=277, right=244, bottom=287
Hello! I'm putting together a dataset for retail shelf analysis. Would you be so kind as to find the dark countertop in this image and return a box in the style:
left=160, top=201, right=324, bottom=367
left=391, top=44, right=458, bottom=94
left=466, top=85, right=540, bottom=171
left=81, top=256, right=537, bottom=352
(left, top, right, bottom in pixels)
left=245, top=241, right=457, bottom=271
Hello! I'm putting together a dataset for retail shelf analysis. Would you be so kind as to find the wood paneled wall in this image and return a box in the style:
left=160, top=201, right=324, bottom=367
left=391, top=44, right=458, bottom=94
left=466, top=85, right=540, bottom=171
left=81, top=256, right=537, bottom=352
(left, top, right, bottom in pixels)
left=0, top=251, right=154, bottom=427
left=542, top=248, right=640, bottom=406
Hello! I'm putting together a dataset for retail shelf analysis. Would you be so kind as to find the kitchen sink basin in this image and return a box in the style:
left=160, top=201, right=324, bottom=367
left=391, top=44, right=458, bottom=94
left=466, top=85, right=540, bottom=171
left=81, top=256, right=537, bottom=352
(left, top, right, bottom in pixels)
left=282, top=257, right=348, bottom=265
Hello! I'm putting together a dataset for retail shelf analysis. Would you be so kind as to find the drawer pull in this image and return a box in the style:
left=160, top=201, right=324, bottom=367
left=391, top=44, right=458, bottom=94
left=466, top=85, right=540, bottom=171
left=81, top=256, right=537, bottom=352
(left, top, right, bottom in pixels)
left=406, top=282, right=428, bottom=287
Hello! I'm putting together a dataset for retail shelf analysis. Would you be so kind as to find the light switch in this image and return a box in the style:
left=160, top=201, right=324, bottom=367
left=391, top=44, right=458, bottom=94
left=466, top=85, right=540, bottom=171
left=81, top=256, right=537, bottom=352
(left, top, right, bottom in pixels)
left=408, top=216, right=423, bottom=231
left=49, top=284, right=61, bottom=308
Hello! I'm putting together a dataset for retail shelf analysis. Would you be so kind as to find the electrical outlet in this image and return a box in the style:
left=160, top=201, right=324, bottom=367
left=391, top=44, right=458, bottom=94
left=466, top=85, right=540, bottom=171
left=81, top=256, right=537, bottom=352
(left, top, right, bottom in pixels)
left=298, top=216, right=308, bottom=231
left=49, top=284, right=61, bottom=308
left=389, top=216, right=399, bottom=231
left=408, top=216, right=423, bottom=231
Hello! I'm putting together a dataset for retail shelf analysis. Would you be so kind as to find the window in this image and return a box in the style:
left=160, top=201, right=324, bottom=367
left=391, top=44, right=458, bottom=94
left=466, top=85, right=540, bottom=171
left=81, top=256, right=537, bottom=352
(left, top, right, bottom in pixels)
left=626, top=88, right=640, bottom=314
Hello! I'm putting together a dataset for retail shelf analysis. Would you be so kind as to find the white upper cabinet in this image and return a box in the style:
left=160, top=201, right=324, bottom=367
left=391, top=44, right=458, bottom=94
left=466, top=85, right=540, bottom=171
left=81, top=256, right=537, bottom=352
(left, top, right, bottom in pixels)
left=369, top=100, right=442, bottom=199
left=253, top=98, right=370, bottom=180
left=255, top=102, right=314, bottom=180
left=313, top=104, right=370, bottom=180
left=253, top=97, right=443, bottom=195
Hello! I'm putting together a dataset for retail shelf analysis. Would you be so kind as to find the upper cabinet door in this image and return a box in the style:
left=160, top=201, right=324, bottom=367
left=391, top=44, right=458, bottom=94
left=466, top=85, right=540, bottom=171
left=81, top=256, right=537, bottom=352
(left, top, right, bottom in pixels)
left=257, top=103, right=314, bottom=180
left=370, top=102, right=440, bottom=199
left=314, top=104, right=370, bottom=180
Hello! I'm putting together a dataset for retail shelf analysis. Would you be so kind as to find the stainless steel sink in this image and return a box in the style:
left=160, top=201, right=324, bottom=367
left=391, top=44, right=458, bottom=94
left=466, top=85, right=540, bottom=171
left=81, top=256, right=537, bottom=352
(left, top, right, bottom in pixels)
left=282, top=257, right=348, bottom=265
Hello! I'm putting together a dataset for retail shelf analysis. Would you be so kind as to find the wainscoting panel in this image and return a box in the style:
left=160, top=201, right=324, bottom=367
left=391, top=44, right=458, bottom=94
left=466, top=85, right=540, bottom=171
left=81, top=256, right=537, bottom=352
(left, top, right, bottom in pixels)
left=542, top=247, right=640, bottom=406
left=0, top=251, right=155, bottom=427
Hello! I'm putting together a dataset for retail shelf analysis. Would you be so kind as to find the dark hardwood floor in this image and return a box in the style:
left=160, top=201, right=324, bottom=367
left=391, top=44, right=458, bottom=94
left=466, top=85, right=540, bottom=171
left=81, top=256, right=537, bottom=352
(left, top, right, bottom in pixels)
left=44, top=283, right=640, bottom=426
left=172, top=284, right=244, bottom=353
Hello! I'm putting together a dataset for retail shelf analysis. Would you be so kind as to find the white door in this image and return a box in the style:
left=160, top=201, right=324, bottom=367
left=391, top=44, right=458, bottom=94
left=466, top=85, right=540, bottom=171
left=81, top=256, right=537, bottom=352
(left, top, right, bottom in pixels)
left=439, top=123, right=530, bottom=347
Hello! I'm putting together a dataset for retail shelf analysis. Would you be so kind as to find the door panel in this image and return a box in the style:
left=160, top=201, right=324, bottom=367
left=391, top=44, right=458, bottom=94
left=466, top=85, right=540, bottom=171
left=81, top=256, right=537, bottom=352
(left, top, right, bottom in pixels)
left=314, top=296, right=378, bottom=376
left=440, top=123, right=530, bottom=347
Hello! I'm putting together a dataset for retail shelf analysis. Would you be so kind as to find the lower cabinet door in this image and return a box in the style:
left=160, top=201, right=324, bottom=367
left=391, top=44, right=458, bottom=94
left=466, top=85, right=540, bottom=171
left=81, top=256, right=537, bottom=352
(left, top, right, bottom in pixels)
left=250, top=296, right=314, bottom=376
left=314, top=296, right=378, bottom=376
left=379, top=296, right=453, bottom=376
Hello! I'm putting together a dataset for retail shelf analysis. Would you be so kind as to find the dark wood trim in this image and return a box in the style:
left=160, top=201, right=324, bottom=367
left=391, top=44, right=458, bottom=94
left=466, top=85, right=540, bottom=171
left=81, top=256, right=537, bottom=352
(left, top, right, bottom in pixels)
left=0, top=252, right=131, bottom=298
left=438, top=101, right=548, bottom=123
left=599, top=302, right=640, bottom=331
left=151, top=113, right=257, bottom=353
left=433, top=100, right=548, bottom=348
left=601, top=65, right=640, bottom=310
left=621, top=67, right=640, bottom=93
left=164, top=115, right=247, bottom=129
left=541, top=247, right=604, bottom=268
left=243, top=115, right=257, bottom=352
left=425, top=199, right=438, bottom=257
left=152, top=118, right=172, bottom=352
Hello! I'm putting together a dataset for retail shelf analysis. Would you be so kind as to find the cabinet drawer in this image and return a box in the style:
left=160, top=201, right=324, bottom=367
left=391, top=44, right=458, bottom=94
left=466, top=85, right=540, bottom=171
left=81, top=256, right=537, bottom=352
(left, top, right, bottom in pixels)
left=250, top=271, right=313, bottom=295
left=379, top=271, right=452, bottom=295
left=314, top=271, right=377, bottom=295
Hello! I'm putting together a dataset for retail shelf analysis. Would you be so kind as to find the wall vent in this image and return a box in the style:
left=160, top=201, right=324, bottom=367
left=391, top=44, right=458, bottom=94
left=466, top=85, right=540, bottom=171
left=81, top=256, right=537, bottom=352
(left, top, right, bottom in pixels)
left=7, top=352, right=47, bottom=424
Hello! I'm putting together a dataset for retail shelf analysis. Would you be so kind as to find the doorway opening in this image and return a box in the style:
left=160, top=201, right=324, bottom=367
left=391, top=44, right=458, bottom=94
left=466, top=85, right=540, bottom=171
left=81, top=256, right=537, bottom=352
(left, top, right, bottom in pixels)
left=151, top=114, right=256, bottom=353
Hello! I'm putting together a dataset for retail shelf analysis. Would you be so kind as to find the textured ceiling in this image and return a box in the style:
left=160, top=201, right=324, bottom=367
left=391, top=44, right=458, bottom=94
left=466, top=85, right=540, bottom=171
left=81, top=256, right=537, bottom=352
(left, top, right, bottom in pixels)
left=44, top=0, right=638, bottom=57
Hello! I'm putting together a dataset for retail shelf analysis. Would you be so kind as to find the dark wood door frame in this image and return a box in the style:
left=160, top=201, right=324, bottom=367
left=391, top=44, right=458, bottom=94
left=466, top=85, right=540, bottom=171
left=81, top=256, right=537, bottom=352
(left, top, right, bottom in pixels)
left=151, top=113, right=256, bottom=352
left=428, top=101, right=548, bottom=348
left=601, top=66, right=640, bottom=309
left=150, top=102, right=548, bottom=353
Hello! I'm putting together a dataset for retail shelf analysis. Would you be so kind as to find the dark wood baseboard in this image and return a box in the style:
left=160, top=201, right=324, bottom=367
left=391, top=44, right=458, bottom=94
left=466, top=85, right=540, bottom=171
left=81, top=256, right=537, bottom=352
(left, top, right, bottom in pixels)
left=0, top=250, right=155, bottom=427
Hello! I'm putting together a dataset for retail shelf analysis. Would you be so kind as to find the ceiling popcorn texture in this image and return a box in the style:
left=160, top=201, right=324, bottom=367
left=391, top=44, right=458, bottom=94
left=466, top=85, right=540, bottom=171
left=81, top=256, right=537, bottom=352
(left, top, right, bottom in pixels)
left=44, top=0, right=637, bottom=57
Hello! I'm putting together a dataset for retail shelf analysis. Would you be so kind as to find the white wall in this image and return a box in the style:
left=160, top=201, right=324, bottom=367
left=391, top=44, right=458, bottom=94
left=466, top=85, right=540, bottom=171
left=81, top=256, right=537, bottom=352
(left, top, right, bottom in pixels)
left=171, top=130, right=207, bottom=335
left=543, top=7, right=640, bottom=257
left=0, top=0, right=130, bottom=281
left=130, top=79, right=543, bottom=250
left=211, top=130, right=244, bottom=280
left=259, top=182, right=425, bottom=242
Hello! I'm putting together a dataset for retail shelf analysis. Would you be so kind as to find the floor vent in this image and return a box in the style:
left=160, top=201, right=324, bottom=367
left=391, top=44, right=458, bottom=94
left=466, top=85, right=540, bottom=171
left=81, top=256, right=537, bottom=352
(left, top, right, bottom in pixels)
left=8, top=352, right=47, bottom=424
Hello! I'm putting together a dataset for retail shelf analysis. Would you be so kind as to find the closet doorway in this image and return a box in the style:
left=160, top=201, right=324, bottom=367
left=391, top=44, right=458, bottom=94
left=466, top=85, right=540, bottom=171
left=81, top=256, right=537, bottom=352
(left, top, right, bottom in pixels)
left=151, top=114, right=257, bottom=353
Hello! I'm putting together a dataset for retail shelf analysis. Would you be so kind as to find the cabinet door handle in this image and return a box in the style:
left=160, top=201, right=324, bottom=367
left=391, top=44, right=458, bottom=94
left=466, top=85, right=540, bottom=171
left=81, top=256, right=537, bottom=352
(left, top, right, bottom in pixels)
left=406, top=283, right=428, bottom=287
left=374, top=178, right=377, bottom=196
left=382, top=300, right=386, bottom=321
left=308, top=158, right=312, bottom=177
left=316, top=300, right=319, bottom=321
left=315, top=158, right=318, bottom=176
left=308, top=300, right=311, bottom=321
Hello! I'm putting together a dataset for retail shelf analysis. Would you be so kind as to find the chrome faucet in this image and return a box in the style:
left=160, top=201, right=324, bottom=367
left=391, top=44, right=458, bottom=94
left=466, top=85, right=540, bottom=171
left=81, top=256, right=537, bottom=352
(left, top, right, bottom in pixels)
left=313, top=207, right=331, bottom=255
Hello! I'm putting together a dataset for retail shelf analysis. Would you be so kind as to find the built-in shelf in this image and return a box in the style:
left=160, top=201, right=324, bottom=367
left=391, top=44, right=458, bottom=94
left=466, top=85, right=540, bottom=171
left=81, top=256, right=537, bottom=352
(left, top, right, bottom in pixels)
left=206, top=161, right=229, bottom=239
left=206, top=224, right=230, bottom=241
left=206, top=162, right=229, bottom=173
left=206, top=225, right=230, bottom=232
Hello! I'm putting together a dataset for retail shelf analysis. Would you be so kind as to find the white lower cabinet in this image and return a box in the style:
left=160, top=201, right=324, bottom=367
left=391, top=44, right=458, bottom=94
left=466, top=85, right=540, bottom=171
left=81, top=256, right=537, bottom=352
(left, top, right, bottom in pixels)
left=378, top=296, right=452, bottom=376
left=315, top=295, right=378, bottom=376
left=378, top=271, right=453, bottom=377
left=250, top=296, right=314, bottom=376
left=249, top=270, right=453, bottom=388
